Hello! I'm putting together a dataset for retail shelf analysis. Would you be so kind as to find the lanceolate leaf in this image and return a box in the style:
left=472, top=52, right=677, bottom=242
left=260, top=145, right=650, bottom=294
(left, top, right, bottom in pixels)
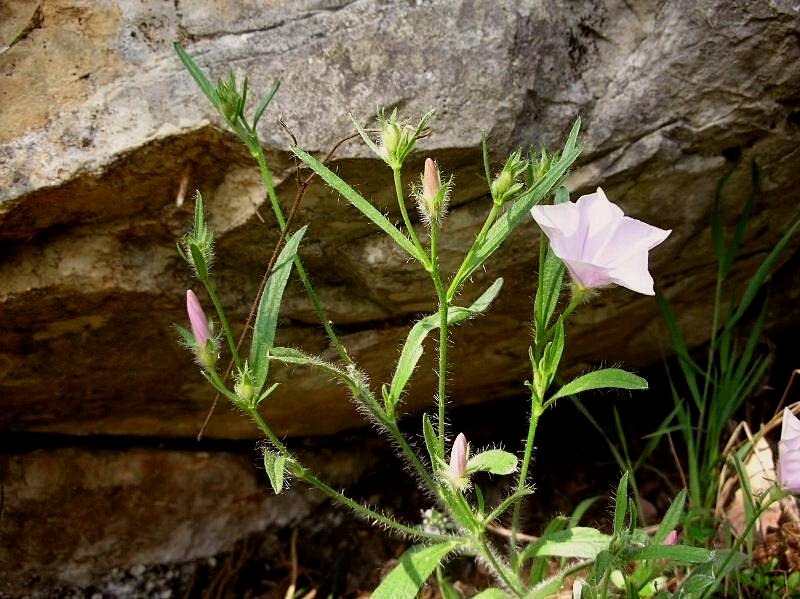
left=250, top=226, right=307, bottom=398
left=263, top=450, right=286, bottom=494
left=466, top=449, right=517, bottom=475
left=174, top=43, right=221, bottom=113
left=372, top=542, right=460, bottom=599
left=526, top=527, right=612, bottom=559
left=388, top=278, right=504, bottom=412
left=292, top=147, right=426, bottom=264
left=448, top=118, right=581, bottom=299
left=547, top=368, right=648, bottom=404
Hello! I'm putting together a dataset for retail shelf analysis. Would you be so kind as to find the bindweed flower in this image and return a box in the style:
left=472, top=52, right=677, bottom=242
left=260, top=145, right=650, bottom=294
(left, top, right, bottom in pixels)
left=531, top=188, right=671, bottom=296
left=186, top=289, right=217, bottom=369
left=779, top=408, right=800, bottom=494
left=413, top=158, right=452, bottom=226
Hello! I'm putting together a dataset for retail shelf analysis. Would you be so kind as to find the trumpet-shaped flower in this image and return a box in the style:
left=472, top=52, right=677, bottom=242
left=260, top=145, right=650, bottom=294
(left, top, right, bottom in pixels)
left=531, top=188, right=671, bottom=295
left=779, top=408, right=800, bottom=494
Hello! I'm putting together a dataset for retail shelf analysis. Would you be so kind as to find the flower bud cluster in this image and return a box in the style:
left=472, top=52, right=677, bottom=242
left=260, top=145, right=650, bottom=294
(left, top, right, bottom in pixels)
left=234, top=362, right=256, bottom=405
left=527, top=147, right=556, bottom=188
left=491, top=150, right=528, bottom=205
left=353, top=108, right=434, bottom=171
left=216, top=71, right=249, bottom=126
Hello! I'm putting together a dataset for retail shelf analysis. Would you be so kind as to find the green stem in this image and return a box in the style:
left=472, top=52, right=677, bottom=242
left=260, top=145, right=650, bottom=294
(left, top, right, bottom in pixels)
left=392, top=167, right=428, bottom=264
left=252, top=148, right=353, bottom=366
left=430, top=223, right=449, bottom=452
left=204, top=279, right=241, bottom=371
left=510, top=393, right=544, bottom=561
left=477, top=535, right=525, bottom=597
left=446, top=203, right=501, bottom=301
left=244, top=402, right=450, bottom=541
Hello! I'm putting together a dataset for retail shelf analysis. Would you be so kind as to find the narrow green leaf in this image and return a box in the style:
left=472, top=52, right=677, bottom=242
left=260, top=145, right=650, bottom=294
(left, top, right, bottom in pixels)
left=655, top=289, right=703, bottom=408
left=528, top=527, right=612, bottom=559
left=548, top=369, right=648, bottom=404
left=630, top=544, right=713, bottom=563
left=189, top=243, right=208, bottom=280
left=252, top=81, right=280, bottom=127
left=726, top=217, right=799, bottom=330
left=174, top=43, right=221, bottom=112
left=372, top=542, right=460, bottom=599
left=613, top=472, right=629, bottom=535
left=534, top=246, right=565, bottom=339
left=389, top=278, right=504, bottom=408
left=652, top=489, right=686, bottom=545
left=466, top=449, right=518, bottom=475
left=422, top=413, right=441, bottom=465
left=448, top=119, right=581, bottom=299
left=263, top=450, right=286, bottom=494
left=250, top=226, right=307, bottom=398
left=291, top=147, right=425, bottom=263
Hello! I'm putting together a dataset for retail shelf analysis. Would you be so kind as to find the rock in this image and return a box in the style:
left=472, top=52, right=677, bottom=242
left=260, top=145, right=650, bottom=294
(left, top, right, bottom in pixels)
left=0, top=439, right=388, bottom=595
left=1, top=1, right=799, bottom=586
left=2, top=0, right=797, bottom=439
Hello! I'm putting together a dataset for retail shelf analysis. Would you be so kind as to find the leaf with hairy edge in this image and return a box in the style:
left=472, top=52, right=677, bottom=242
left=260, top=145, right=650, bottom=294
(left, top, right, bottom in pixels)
left=422, top=413, right=441, bottom=465
left=388, top=278, right=503, bottom=412
left=291, top=147, right=426, bottom=264
left=250, top=226, right=307, bottom=399
left=448, top=119, right=581, bottom=300
left=174, top=43, right=221, bottom=112
left=263, top=450, right=286, bottom=494
left=466, top=450, right=517, bottom=475
left=526, top=527, right=612, bottom=559
left=372, top=542, right=460, bottom=599
left=547, top=369, right=648, bottom=405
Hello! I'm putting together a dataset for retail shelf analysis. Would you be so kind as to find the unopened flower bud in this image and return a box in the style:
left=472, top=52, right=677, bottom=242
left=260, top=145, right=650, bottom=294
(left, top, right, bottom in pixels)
left=234, top=364, right=255, bottom=404
left=186, top=289, right=217, bottom=368
left=449, top=432, right=468, bottom=480
left=414, top=158, right=452, bottom=227
left=382, top=122, right=401, bottom=158
left=491, top=170, right=514, bottom=199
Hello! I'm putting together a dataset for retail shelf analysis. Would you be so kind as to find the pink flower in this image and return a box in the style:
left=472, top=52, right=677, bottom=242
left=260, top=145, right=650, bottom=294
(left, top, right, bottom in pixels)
left=663, top=530, right=678, bottom=545
left=779, top=408, right=800, bottom=494
left=531, top=188, right=671, bottom=295
left=186, top=289, right=212, bottom=349
left=449, top=432, right=468, bottom=480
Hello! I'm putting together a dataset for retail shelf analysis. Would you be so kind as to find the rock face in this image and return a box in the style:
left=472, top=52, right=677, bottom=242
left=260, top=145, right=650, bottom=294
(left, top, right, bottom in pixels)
left=1, top=0, right=799, bottom=593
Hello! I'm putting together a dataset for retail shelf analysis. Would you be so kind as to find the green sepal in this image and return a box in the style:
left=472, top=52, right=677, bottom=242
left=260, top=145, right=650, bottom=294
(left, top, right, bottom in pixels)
left=189, top=243, right=208, bottom=280
left=263, top=450, right=287, bottom=494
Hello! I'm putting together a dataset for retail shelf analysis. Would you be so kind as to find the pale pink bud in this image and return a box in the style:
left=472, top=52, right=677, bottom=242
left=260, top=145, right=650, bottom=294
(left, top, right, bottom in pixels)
left=422, top=158, right=440, bottom=203
left=449, top=432, right=468, bottom=480
left=186, top=289, right=212, bottom=349
left=779, top=408, right=800, bottom=494
left=531, top=188, right=671, bottom=295
left=663, top=530, right=678, bottom=545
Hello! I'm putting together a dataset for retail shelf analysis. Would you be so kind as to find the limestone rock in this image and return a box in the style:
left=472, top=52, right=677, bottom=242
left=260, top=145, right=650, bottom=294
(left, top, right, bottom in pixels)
left=1, top=0, right=798, bottom=441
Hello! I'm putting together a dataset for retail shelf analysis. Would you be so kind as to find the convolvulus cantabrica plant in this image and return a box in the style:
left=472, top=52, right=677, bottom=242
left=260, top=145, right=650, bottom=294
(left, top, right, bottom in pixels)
left=173, top=44, right=728, bottom=598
